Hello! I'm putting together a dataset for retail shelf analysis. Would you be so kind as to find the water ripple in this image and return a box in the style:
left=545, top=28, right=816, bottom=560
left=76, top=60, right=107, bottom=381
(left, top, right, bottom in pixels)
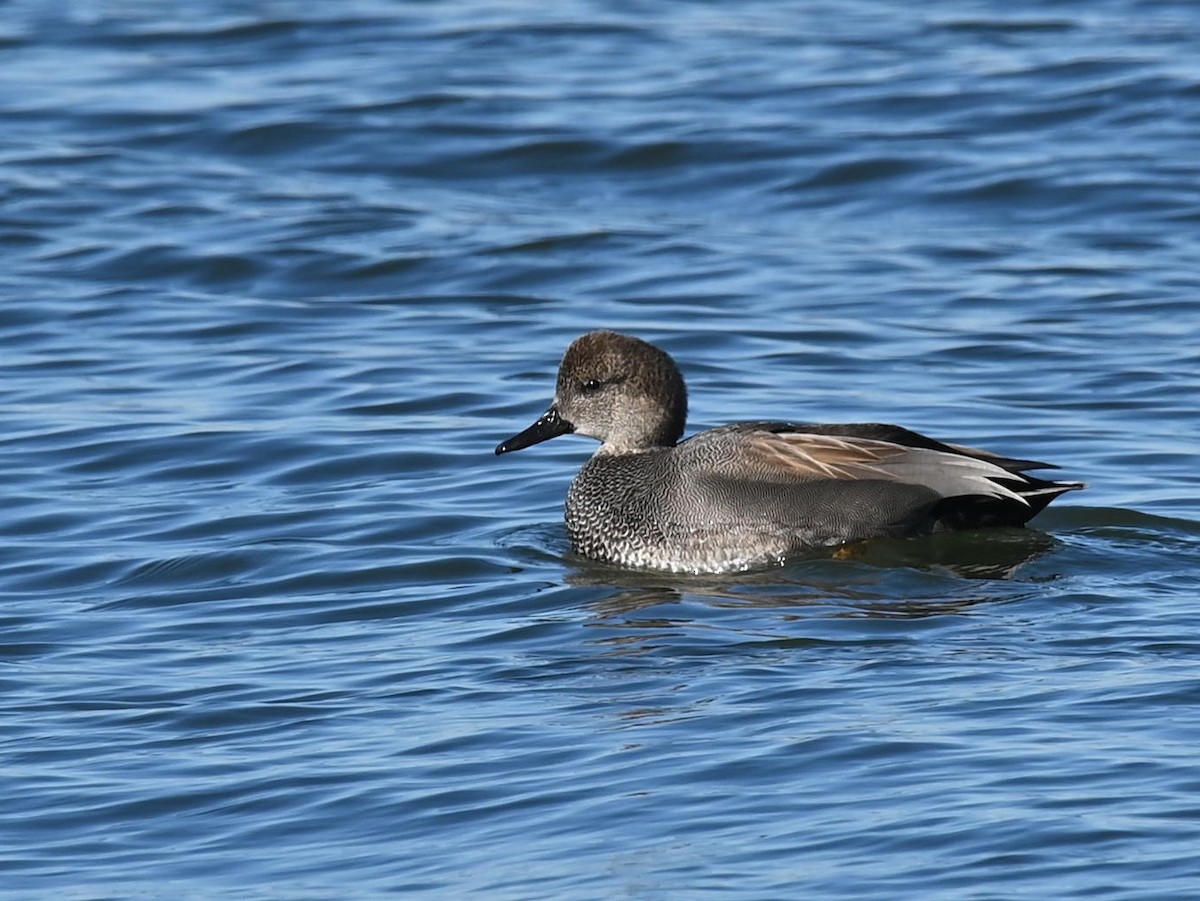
left=1, top=0, right=1199, bottom=897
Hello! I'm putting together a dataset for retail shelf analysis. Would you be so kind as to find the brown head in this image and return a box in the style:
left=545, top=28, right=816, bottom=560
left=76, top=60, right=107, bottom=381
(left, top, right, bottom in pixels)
left=495, top=330, right=688, bottom=455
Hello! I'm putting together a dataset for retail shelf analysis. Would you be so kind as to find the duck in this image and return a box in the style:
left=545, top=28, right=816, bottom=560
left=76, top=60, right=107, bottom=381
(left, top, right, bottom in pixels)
left=495, top=329, right=1083, bottom=573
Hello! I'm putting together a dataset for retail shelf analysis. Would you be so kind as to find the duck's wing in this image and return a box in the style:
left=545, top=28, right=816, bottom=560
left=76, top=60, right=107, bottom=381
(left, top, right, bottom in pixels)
left=695, top=426, right=1032, bottom=505
left=730, top=421, right=1060, bottom=473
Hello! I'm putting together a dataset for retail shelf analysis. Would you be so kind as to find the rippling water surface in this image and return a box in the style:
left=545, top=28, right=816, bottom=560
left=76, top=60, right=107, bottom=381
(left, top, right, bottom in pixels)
left=3, top=1, right=1199, bottom=898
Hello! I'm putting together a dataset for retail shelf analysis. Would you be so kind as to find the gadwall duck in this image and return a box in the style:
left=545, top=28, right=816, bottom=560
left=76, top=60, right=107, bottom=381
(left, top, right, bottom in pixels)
left=496, top=330, right=1083, bottom=573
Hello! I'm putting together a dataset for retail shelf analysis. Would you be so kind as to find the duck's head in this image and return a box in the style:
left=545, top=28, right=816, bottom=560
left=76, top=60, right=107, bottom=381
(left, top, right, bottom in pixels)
left=495, top=330, right=688, bottom=456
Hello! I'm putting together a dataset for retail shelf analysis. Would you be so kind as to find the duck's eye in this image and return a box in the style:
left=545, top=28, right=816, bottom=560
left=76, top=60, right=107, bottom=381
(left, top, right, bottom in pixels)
left=580, top=378, right=603, bottom=394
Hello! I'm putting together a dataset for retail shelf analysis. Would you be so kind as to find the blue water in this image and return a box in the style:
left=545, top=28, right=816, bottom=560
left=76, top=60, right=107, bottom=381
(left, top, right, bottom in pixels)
left=3, top=1, right=1199, bottom=898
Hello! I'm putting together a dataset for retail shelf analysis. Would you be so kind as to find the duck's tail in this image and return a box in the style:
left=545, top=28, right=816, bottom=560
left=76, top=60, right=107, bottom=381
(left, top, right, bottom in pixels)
left=934, top=472, right=1085, bottom=529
